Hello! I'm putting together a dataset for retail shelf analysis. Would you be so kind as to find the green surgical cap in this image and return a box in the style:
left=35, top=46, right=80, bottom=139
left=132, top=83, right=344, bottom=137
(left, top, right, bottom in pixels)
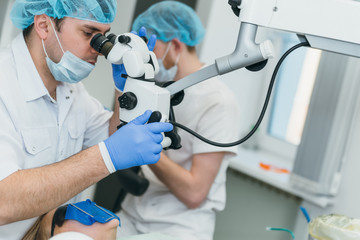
left=10, top=0, right=117, bottom=29
left=132, top=1, right=205, bottom=46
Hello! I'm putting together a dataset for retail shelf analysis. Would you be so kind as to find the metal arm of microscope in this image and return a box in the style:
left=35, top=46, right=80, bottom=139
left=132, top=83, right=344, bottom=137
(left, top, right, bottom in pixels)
left=166, top=0, right=360, bottom=96
left=166, top=23, right=273, bottom=96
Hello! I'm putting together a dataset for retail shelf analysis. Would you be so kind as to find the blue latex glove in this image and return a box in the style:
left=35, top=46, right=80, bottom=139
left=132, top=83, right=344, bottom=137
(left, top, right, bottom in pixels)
left=112, top=26, right=157, bottom=91
left=102, top=110, right=173, bottom=171
left=132, top=26, right=157, bottom=51
left=112, top=64, right=127, bottom=91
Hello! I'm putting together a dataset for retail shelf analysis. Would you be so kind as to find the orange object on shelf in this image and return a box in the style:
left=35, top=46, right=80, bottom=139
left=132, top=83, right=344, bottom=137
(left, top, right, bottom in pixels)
left=259, top=162, right=290, bottom=174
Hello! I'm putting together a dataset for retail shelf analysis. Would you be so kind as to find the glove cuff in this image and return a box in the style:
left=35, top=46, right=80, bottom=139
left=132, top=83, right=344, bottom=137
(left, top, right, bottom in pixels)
left=114, top=76, right=126, bottom=92
left=114, top=85, right=123, bottom=93
left=98, top=142, right=116, bottom=174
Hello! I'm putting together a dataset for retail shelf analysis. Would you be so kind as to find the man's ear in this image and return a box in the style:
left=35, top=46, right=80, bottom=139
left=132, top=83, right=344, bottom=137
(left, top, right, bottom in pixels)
left=33, top=14, right=51, bottom=40
left=171, top=38, right=183, bottom=54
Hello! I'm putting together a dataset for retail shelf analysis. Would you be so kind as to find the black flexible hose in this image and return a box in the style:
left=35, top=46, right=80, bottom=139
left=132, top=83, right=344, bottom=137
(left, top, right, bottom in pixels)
left=169, top=41, right=310, bottom=147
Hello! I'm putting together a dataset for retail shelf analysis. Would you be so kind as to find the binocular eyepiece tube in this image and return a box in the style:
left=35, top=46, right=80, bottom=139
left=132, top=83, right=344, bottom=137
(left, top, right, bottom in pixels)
left=90, top=33, right=149, bottom=59
left=90, top=33, right=117, bottom=58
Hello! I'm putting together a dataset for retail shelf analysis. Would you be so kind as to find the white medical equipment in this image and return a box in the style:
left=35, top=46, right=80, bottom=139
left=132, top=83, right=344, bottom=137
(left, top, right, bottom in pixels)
left=91, top=0, right=360, bottom=149
left=90, top=32, right=174, bottom=148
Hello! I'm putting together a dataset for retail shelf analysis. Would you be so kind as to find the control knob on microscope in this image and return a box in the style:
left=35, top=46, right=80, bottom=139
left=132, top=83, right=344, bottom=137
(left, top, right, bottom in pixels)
left=118, top=92, right=137, bottom=110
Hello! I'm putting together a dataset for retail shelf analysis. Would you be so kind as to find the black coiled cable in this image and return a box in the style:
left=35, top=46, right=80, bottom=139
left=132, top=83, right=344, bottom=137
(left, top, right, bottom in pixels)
left=169, top=41, right=310, bottom=147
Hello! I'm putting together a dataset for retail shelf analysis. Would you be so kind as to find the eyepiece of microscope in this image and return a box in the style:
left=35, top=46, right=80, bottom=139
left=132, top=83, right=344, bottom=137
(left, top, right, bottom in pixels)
left=118, top=35, right=131, bottom=44
left=90, top=33, right=114, bottom=58
left=106, top=33, right=117, bottom=44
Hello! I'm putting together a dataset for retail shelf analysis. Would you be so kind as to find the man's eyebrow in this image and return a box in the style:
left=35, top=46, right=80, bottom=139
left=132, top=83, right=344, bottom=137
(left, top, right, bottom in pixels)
left=83, top=25, right=111, bottom=34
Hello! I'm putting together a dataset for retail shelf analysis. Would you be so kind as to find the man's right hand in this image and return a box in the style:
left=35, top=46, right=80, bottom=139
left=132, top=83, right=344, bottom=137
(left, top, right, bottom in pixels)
left=99, top=110, right=173, bottom=173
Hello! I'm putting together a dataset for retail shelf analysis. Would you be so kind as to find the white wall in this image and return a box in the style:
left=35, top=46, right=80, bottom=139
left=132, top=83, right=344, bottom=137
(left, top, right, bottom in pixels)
left=0, top=0, right=20, bottom=48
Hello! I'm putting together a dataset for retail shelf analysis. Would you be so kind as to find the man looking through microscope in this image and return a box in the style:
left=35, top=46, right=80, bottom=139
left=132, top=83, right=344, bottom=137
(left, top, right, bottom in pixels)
left=0, top=1, right=172, bottom=239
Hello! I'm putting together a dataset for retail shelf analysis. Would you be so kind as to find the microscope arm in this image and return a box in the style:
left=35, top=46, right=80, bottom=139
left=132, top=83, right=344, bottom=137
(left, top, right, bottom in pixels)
left=238, top=0, right=360, bottom=57
left=166, top=23, right=273, bottom=95
left=167, top=0, right=360, bottom=95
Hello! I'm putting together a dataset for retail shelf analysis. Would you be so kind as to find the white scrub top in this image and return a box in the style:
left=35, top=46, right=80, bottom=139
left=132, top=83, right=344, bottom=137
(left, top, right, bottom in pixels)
left=0, top=34, right=112, bottom=240
left=120, top=76, right=240, bottom=240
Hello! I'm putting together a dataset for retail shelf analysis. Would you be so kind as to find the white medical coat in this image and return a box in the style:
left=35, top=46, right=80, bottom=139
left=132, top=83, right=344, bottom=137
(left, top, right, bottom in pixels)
left=0, top=34, right=112, bottom=239
left=119, top=77, right=241, bottom=240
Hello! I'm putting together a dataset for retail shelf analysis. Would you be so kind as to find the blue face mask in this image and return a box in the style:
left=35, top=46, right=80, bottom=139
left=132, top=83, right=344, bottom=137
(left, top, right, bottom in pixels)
left=42, top=19, right=95, bottom=84
left=65, top=199, right=120, bottom=226
left=155, top=42, right=180, bottom=83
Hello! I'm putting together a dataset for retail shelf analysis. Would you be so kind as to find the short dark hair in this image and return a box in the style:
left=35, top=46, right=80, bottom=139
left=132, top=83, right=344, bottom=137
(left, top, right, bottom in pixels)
left=186, top=45, right=196, bottom=53
left=23, top=18, right=65, bottom=40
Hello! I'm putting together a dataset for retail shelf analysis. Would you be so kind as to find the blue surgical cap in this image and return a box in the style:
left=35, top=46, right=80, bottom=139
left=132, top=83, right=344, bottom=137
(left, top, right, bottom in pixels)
left=132, top=1, right=205, bottom=46
left=10, top=0, right=117, bottom=30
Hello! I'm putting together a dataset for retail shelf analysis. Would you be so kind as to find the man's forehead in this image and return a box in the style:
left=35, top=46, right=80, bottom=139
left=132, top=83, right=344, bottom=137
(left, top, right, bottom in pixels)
left=64, top=17, right=111, bottom=33
left=83, top=23, right=111, bottom=34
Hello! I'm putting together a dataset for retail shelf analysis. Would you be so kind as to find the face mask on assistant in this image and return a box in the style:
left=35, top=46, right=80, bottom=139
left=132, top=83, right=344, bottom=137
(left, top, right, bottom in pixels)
left=155, top=41, right=180, bottom=83
left=42, top=18, right=95, bottom=84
